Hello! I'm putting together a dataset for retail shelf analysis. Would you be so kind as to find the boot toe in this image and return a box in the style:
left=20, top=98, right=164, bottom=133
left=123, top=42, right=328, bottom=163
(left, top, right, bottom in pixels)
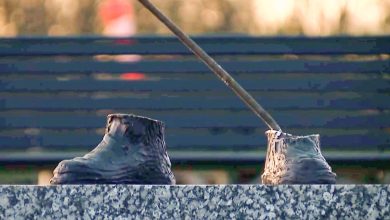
left=50, top=172, right=100, bottom=184
left=54, top=158, right=88, bottom=174
left=51, top=158, right=102, bottom=184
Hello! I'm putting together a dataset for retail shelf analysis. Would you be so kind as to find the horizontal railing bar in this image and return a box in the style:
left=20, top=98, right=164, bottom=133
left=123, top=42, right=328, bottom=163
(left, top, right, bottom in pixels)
left=0, top=35, right=388, bottom=56
left=1, top=60, right=388, bottom=74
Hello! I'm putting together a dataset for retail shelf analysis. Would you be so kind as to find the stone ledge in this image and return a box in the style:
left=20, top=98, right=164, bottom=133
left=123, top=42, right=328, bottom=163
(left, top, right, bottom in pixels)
left=0, top=185, right=389, bottom=219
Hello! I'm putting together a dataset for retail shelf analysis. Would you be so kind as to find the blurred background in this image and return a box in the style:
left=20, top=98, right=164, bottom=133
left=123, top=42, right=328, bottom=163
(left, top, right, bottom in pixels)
left=0, top=0, right=389, bottom=185
left=0, top=0, right=389, bottom=36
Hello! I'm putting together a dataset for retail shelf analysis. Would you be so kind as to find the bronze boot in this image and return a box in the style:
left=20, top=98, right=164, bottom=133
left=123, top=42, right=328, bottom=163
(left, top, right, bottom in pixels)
left=50, top=114, right=176, bottom=184
left=261, top=130, right=336, bottom=184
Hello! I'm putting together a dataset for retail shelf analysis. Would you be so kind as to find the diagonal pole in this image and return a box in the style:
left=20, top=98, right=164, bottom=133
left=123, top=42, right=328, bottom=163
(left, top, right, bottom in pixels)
left=138, top=0, right=281, bottom=131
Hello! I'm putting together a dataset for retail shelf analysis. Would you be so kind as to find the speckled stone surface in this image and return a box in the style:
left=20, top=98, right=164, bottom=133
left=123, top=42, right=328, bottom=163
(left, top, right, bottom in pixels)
left=0, top=185, right=389, bottom=219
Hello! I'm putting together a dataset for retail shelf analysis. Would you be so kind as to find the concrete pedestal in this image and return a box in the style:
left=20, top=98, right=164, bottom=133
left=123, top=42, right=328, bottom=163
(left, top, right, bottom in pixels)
left=0, top=185, right=389, bottom=219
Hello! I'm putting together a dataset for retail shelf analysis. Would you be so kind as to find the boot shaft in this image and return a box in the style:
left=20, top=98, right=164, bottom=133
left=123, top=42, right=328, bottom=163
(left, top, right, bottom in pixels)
left=264, top=130, right=323, bottom=162
left=106, top=113, right=167, bottom=154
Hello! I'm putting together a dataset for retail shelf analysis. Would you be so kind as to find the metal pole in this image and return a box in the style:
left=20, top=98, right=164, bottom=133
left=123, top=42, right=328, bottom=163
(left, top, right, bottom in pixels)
left=138, top=0, right=281, bottom=131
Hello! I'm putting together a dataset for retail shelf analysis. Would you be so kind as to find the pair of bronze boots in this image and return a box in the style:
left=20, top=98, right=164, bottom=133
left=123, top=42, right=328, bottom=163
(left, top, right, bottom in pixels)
left=50, top=113, right=336, bottom=185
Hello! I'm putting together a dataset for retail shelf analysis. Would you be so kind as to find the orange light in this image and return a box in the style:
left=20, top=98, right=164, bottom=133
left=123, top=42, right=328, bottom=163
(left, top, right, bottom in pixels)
left=120, top=72, right=146, bottom=81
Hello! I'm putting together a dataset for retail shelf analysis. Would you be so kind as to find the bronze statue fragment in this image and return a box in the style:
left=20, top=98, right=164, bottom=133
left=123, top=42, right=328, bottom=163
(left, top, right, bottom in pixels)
left=262, top=130, right=336, bottom=184
left=50, top=114, right=176, bottom=184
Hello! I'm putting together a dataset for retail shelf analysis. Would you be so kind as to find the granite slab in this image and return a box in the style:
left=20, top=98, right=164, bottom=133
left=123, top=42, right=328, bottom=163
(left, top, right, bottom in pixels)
left=0, top=185, right=389, bottom=219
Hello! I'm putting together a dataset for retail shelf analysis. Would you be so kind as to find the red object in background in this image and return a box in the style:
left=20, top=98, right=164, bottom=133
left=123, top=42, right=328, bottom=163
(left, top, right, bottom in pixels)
left=114, top=39, right=135, bottom=45
left=98, top=0, right=140, bottom=62
left=99, top=0, right=134, bottom=26
left=120, top=72, right=146, bottom=81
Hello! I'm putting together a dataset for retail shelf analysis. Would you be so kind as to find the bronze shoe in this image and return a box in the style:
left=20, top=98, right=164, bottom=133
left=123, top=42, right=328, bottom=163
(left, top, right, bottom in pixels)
left=261, top=130, right=336, bottom=184
left=50, top=114, right=176, bottom=184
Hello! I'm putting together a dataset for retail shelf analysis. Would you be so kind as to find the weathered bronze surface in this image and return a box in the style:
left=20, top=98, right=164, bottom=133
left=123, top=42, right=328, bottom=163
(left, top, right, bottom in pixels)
left=262, top=130, right=336, bottom=184
left=50, top=114, right=176, bottom=184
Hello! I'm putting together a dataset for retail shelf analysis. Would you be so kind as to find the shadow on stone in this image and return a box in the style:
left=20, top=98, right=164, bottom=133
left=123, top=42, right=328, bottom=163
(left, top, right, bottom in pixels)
left=262, top=130, right=336, bottom=184
left=50, top=113, right=176, bottom=184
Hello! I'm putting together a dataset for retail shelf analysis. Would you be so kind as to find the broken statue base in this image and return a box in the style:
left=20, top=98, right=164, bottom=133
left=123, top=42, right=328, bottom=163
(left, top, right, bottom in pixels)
left=262, top=130, right=336, bottom=184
